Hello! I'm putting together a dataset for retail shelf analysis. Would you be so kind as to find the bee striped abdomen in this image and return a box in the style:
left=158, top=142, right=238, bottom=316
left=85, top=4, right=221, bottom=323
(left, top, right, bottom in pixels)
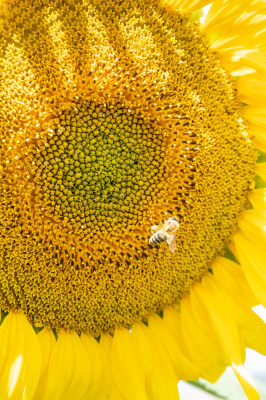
left=149, top=230, right=167, bottom=245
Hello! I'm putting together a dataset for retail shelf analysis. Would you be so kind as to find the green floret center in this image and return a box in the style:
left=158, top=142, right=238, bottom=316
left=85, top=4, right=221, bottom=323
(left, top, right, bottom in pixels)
left=33, top=101, right=165, bottom=237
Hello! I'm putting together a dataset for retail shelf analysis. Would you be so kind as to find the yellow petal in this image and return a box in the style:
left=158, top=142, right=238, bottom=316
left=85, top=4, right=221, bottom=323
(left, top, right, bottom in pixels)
left=244, top=107, right=266, bottom=128
left=99, top=333, right=113, bottom=356
left=228, top=239, right=240, bottom=262
left=211, top=25, right=266, bottom=54
left=193, top=277, right=244, bottom=365
left=202, top=0, right=265, bottom=34
left=108, top=387, right=127, bottom=400
left=212, top=257, right=266, bottom=355
left=131, top=322, right=180, bottom=400
left=160, top=0, right=210, bottom=12
left=204, top=2, right=266, bottom=56
left=179, top=295, right=226, bottom=382
left=220, top=51, right=266, bottom=78
left=33, top=328, right=56, bottom=400
left=80, top=333, right=111, bottom=400
left=147, top=312, right=200, bottom=382
left=247, top=123, right=266, bottom=152
left=193, top=277, right=260, bottom=399
left=234, top=231, right=266, bottom=307
left=42, top=331, right=91, bottom=400
left=239, top=309, right=266, bottom=356
left=0, top=312, right=42, bottom=400
left=99, top=334, right=125, bottom=400
left=212, top=256, right=258, bottom=308
left=110, top=327, right=148, bottom=400
left=233, top=52, right=266, bottom=78
left=232, top=364, right=260, bottom=400
left=238, top=209, right=266, bottom=247
left=249, top=188, right=266, bottom=211
left=255, top=162, right=266, bottom=181
left=236, top=78, right=266, bottom=107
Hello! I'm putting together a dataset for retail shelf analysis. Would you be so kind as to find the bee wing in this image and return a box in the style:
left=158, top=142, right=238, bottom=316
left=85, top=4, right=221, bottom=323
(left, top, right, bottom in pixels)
left=167, top=233, right=177, bottom=254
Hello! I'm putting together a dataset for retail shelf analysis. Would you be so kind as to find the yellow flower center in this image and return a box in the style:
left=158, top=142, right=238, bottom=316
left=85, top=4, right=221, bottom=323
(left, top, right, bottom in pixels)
left=0, top=0, right=256, bottom=335
left=30, top=102, right=165, bottom=248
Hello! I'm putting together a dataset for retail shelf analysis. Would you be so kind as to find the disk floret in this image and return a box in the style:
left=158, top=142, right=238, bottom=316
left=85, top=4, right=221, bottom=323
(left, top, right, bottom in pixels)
left=0, top=0, right=256, bottom=334
left=31, top=102, right=165, bottom=239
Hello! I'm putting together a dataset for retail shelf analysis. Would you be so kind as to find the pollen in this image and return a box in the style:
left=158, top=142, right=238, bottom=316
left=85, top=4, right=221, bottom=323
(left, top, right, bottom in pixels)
left=0, top=0, right=256, bottom=335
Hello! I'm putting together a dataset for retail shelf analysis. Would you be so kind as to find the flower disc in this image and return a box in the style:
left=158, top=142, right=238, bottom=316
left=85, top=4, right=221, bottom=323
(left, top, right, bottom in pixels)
left=0, top=0, right=256, bottom=335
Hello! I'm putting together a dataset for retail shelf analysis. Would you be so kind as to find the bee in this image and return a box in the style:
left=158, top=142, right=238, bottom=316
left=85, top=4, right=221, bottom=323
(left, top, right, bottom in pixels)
left=149, top=216, right=179, bottom=254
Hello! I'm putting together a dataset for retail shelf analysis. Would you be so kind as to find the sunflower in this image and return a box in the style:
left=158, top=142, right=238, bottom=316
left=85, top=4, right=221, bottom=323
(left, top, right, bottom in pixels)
left=0, top=0, right=266, bottom=398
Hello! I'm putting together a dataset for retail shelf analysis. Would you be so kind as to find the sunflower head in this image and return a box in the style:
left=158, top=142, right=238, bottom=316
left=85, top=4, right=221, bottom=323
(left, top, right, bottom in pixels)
left=1, top=1, right=266, bottom=399
left=0, top=0, right=257, bottom=336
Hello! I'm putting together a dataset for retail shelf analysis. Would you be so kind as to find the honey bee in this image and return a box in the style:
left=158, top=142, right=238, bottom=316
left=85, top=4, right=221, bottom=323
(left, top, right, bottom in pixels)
left=149, top=216, right=179, bottom=254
